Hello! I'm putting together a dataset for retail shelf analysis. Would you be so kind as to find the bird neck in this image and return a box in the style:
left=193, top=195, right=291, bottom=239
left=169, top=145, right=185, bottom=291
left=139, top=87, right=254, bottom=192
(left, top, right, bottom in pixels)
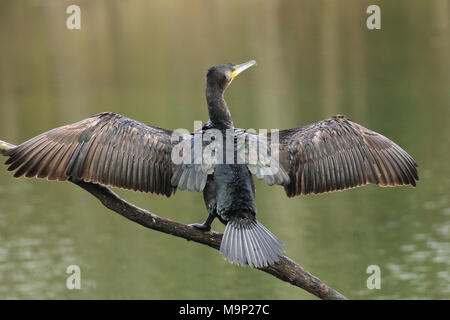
left=206, top=87, right=234, bottom=130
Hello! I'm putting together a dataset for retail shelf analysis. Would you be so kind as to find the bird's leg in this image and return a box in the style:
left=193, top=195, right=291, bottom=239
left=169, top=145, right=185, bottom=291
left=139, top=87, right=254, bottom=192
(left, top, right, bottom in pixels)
left=189, top=212, right=216, bottom=232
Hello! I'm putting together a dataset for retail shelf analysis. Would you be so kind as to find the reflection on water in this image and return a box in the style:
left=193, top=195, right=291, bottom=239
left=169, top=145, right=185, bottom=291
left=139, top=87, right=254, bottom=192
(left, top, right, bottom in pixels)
left=0, top=182, right=82, bottom=298
left=0, top=0, right=449, bottom=299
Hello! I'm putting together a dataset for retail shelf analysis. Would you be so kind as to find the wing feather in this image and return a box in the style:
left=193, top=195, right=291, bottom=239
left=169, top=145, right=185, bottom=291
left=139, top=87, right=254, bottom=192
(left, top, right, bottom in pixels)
left=4, top=112, right=177, bottom=196
left=276, top=115, right=418, bottom=197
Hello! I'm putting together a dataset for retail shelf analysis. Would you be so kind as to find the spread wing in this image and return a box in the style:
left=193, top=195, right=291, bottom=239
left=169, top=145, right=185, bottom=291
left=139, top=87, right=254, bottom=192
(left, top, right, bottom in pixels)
left=4, top=112, right=177, bottom=196
left=239, top=130, right=290, bottom=186
left=268, top=115, right=418, bottom=197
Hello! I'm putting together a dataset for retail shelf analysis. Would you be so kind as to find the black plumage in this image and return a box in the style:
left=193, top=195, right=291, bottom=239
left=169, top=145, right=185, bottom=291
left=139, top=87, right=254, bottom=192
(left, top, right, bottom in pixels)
left=3, top=60, right=418, bottom=268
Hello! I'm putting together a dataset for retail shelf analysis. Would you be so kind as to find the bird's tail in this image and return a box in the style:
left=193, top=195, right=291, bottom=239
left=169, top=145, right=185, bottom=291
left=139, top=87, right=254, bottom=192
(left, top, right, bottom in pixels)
left=220, top=218, right=284, bottom=268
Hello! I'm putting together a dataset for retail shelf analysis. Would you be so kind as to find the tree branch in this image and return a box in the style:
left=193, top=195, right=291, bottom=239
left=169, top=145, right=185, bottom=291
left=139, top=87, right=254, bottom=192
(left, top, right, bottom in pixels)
left=0, top=140, right=347, bottom=300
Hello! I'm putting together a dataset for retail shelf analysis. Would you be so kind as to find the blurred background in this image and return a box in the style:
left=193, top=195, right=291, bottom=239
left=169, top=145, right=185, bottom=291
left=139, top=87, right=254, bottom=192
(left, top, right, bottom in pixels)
left=0, top=0, right=449, bottom=299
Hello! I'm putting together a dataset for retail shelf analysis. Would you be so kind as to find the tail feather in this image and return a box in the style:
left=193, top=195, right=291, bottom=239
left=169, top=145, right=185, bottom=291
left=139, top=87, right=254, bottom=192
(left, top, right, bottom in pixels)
left=220, top=219, right=284, bottom=268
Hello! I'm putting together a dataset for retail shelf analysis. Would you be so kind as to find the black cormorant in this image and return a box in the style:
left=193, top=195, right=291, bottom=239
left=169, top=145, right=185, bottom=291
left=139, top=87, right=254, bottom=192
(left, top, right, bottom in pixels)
left=3, top=60, right=418, bottom=268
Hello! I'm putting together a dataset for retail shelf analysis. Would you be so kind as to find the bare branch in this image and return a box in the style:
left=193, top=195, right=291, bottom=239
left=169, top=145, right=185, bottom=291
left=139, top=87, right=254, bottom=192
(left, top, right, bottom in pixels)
left=0, top=139, right=347, bottom=300
left=0, top=140, right=15, bottom=155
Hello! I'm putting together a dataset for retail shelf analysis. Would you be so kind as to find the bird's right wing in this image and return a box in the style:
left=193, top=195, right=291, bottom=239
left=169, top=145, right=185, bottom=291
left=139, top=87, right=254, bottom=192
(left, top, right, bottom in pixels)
left=275, top=115, right=419, bottom=197
left=4, top=112, right=178, bottom=196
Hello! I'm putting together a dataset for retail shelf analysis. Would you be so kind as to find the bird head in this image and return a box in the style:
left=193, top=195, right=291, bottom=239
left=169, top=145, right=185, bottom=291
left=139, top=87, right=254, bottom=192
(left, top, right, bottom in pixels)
left=206, top=60, right=256, bottom=93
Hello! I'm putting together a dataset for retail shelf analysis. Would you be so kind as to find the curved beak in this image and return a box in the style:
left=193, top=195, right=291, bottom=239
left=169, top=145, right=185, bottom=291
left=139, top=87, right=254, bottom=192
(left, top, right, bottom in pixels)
left=232, top=60, right=257, bottom=79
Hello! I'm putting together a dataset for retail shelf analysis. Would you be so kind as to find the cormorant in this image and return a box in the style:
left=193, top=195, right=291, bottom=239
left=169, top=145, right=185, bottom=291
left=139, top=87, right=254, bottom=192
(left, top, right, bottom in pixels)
left=2, top=60, right=418, bottom=268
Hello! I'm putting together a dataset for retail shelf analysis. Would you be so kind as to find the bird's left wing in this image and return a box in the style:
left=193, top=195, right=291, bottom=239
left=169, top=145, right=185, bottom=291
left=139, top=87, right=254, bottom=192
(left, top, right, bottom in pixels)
left=4, top=112, right=182, bottom=196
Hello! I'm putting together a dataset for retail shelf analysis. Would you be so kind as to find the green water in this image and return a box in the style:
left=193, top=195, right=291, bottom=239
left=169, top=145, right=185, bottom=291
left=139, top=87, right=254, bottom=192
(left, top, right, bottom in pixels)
left=0, top=0, right=448, bottom=299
